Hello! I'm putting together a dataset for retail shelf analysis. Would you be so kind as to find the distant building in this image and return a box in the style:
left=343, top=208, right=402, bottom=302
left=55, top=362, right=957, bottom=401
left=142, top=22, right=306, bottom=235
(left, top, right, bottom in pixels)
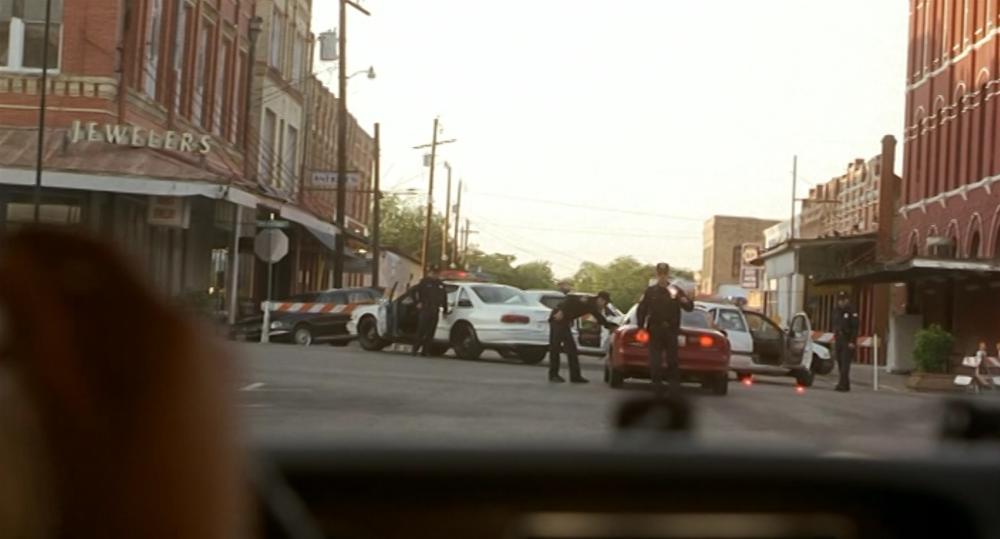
left=700, top=216, right=779, bottom=296
left=799, top=156, right=883, bottom=240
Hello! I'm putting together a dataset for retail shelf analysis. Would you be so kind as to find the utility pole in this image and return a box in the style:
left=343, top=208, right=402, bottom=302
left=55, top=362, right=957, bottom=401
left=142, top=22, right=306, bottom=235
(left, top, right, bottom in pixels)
left=441, top=162, right=452, bottom=267
left=33, top=0, right=54, bottom=223
left=413, top=118, right=456, bottom=276
left=371, top=122, right=381, bottom=288
left=452, top=179, right=462, bottom=265
left=332, top=0, right=370, bottom=288
left=790, top=155, right=797, bottom=241
left=463, top=218, right=471, bottom=263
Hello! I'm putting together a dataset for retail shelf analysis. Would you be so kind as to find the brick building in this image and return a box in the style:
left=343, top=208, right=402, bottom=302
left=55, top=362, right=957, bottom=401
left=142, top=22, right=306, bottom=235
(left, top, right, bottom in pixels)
left=891, top=0, right=1000, bottom=353
left=0, top=0, right=258, bottom=308
left=0, top=0, right=375, bottom=322
left=699, top=215, right=778, bottom=297
left=800, top=155, right=884, bottom=240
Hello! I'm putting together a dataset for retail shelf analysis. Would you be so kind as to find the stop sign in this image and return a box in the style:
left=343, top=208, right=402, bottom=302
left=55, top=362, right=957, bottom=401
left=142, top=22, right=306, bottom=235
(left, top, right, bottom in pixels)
left=254, top=229, right=289, bottom=263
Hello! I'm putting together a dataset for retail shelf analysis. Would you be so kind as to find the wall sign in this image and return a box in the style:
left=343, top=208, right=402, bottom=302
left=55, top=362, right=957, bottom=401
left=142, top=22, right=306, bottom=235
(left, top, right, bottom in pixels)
left=148, top=197, right=191, bottom=228
left=69, top=120, right=213, bottom=155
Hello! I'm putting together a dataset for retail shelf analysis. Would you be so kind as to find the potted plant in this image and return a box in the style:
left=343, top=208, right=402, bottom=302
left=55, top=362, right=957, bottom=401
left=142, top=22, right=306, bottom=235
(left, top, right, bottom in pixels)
left=907, top=324, right=957, bottom=391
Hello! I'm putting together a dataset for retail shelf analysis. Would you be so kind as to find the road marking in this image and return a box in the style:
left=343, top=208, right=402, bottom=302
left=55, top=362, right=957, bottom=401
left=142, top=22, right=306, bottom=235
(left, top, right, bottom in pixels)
left=241, top=382, right=265, bottom=391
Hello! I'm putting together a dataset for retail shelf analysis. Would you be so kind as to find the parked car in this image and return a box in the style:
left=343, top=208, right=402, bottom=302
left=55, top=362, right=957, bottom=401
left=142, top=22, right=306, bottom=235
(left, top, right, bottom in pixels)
left=696, top=300, right=832, bottom=387
left=232, top=287, right=380, bottom=345
left=604, top=304, right=731, bottom=395
left=351, top=282, right=553, bottom=363
left=522, top=289, right=626, bottom=357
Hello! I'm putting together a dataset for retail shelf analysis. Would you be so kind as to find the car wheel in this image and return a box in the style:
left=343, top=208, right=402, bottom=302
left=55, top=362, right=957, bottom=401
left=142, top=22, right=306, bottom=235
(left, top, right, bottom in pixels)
left=711, top=374, right=729, bottom=396
left=428, top=343, right=451, bottom=357
left=811, top=354, right=834, bottom=375
left=293, top=325, right=313, bottom=346
left=795, top=368, right=815, bottom=387
left=517, top=347, right=548, bottom=365
left=452, top=324, right=483, bottom=360
left=358, top=317, right=389, bottom=351
left=608, top=367, right=624, bottom=389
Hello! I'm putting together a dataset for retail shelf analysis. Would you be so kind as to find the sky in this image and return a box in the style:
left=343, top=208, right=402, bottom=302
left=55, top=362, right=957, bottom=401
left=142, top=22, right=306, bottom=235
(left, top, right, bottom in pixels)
left=311, top=1, right=909, bottom=278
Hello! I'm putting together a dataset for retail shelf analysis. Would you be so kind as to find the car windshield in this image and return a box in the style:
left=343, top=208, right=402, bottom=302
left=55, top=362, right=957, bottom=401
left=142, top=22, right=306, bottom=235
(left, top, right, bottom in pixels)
left=5, top=4, right=970, bottom=509
left=472, top=285, right=527, bottom=305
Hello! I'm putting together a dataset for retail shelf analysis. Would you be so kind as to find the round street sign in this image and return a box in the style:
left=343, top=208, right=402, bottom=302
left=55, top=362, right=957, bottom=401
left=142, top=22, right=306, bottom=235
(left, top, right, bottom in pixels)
left=254, top=229, right=289, bottom=263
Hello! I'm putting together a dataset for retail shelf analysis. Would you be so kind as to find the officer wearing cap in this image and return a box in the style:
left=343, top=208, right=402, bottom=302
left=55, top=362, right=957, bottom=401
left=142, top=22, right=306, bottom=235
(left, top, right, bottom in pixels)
left=832, top=291, right=859, bottom=392
left=636, top=262, right=694, bottom=395
left=412, top=265, right=448, bottom=356
left=548, top=290, right=618, bottom=383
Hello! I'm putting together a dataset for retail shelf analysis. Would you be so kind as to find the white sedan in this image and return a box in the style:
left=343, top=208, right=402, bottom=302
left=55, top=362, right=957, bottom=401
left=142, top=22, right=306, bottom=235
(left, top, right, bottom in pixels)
left=351, top=282, right=553, bottom=363
left=522, top=289, right=625, bottom=357
left=696, top=300, right=833, bottom=387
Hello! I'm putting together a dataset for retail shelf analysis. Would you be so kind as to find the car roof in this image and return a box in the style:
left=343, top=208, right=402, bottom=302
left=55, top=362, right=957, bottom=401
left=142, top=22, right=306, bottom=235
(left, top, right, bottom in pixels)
left=523, top=289, right=564, bottom=295
left=695, top=300, right=742, bottom=311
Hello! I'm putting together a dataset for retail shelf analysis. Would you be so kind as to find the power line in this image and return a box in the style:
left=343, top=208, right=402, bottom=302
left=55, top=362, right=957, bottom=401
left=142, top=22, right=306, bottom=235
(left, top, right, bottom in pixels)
left=474, top=217, right=586, bottom=266
left=465, top=191, right=705, bottom=221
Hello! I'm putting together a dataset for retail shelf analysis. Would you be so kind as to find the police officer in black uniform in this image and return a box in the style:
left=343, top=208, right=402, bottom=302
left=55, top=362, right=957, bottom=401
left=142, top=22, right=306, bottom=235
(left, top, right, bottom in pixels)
left=548, top=291, right=618, bottom=383
left=832, top=290, right=859, bottom=392
left=636, top=263, right=694, bottom=395
left=412, top=266, right=448, bottom=356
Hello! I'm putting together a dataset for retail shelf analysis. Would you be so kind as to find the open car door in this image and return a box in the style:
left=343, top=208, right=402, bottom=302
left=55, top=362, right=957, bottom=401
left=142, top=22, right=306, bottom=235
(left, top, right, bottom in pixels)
left=784, top=313, right=813, bottom=369
left=743, top=311, right=786, bottom=366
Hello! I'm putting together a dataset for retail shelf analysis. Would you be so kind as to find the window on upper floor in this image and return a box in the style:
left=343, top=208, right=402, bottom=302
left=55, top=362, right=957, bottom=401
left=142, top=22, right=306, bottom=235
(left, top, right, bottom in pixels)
left=192, top=19, right=210, bottom=127
left=172, top=2, right=192, bottom=115
left=213, top=37, right=230, bottom=137
left=291, top=32, right=303, bottom=82
left=269, top=9, right=284, bottom=68
left=142, top=0, right=163, bottom=99
left=0, top=0, right=62, bottom=71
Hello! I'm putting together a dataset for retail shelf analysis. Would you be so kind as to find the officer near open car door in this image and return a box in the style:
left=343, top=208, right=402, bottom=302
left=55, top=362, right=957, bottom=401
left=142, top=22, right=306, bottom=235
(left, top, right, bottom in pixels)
left=833, top=291, right=859, bottom=392
left=548, top=291, right=618, bottom=384
left=636, top=263, right=694, bottom=395
left=412, top=266, right=449, bottom=356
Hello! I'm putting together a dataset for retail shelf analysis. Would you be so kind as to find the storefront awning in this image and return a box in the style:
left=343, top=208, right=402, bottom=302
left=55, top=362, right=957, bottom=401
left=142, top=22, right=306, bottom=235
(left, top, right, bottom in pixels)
left=815, top=257, right=1000, bottom=285
left=750, top=234, right=877, bottom=266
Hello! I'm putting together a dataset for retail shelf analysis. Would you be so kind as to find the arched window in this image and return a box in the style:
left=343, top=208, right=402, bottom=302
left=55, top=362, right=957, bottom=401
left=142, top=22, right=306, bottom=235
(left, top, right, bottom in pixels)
left=978, top=83, right=988, bottom=182
left=994, top=222, right=1000, bottom=259
left=952, top=89, right=965, bottom=191
left=969, top=231, right=981, bottom=258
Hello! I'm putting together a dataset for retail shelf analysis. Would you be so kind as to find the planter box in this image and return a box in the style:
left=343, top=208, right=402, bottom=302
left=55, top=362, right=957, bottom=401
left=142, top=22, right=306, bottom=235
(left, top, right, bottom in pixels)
left=906, top=372, right=962, bottom=393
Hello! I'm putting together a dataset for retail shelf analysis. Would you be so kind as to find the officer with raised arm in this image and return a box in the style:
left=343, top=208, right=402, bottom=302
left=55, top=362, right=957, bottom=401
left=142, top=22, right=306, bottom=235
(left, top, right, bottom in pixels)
left=636, top=263, right=694, bottom=395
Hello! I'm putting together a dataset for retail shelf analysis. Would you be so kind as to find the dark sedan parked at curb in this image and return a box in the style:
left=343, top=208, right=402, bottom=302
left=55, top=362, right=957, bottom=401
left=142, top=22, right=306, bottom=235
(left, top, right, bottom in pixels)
left=231, top=288, right=380, bottom=346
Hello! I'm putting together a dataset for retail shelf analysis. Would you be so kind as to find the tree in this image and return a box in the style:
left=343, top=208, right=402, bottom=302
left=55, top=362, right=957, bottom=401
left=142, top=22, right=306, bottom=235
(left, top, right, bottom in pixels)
left=376, top=195, right=446, bottom=264
left=570, top=257, right=696, bottom=310
left=464, top=250, right=555, bottom=290
left=508, top=261, right=556, bottom=290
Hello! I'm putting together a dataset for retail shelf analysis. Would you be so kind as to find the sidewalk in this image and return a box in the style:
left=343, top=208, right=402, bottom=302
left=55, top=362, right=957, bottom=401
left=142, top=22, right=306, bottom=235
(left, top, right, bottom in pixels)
left=814, top=363, right=913, bottom=393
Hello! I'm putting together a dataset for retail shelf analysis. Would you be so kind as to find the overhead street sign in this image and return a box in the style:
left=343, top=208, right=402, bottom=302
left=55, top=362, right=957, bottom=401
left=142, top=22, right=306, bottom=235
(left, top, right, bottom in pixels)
left=256, top=219, right=291, bottom=229
left=740, top=267, right=760, bottom=289
left=254, top=229, right=289, bottom=263
left=311, top=171, right=361, bottom=188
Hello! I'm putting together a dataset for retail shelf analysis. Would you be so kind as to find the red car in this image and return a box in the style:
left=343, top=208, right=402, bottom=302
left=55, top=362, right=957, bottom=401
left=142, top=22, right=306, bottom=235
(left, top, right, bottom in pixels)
left=604, top=305, right=731, bottom=395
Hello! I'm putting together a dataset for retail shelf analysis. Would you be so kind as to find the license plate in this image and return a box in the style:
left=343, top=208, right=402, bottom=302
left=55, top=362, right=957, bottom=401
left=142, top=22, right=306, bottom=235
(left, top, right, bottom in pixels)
left=677, top=335, right=686, bottom=347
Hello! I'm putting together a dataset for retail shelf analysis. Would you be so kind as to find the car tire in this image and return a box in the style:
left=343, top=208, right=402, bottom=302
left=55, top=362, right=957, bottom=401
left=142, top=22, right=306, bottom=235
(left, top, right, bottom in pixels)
left=711, top=374, right=729, bottom=396
left=608, top=367, right=624, bottom=389
left=811, top=354, right=834, bottom=375
left=358, top=317, right=389, bottom=351
left=452, top=324, right=484, bottom=361
left=795, top=368, right=815, bottom=387
left=293, top=325, right=314, bottom=346
left=517, top=347, right=548, bottom=365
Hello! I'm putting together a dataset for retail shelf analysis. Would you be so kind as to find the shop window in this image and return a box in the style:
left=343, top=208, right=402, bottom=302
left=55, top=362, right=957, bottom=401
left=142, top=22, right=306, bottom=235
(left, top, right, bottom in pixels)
left=6, top=201, right=81, bottom=225
left=0, top=0, right=62, bottom=71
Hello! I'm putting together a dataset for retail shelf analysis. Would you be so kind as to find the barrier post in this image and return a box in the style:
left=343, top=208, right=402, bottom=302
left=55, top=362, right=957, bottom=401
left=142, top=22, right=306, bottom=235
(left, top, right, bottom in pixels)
left=261, top=301, right=271, bottom=344
left=873, top=334, right=880, bottom=391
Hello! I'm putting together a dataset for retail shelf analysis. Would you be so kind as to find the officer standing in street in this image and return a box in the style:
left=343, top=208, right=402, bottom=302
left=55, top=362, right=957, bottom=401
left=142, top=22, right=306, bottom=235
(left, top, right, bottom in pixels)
left=832, top=291, right=859, bottom=392
left=636, top=263, right=694, bottom=395
left=548, top=291, right=618, bottom=383
left=412, top=266, right=448, bottom=356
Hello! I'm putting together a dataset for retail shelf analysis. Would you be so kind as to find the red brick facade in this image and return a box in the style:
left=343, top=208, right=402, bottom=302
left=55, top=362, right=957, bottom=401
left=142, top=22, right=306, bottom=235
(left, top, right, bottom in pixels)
left=900, top=0, right=1000, bottom=258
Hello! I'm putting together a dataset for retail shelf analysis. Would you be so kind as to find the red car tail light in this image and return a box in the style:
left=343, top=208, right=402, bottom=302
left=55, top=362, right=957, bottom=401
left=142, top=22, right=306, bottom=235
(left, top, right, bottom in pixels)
left=501, top=314, right=530, bottom=324
left=622, top=329, right=649, bottom=348
left=698, top=335, right=715, bottom=348
left=635, top=329, right=650, bottom=344
left=684, top=333, right=722, bottom=349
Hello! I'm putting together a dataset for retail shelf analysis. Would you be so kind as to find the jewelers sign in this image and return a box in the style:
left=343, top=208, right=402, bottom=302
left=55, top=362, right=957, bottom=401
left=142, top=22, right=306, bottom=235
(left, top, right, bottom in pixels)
left=68, top=120, right=213, bottom=155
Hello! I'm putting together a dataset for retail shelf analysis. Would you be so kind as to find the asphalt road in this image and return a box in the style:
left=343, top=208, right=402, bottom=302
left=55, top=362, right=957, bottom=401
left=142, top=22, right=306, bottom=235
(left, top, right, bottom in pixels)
left=237, top=342, right=947, bottom=456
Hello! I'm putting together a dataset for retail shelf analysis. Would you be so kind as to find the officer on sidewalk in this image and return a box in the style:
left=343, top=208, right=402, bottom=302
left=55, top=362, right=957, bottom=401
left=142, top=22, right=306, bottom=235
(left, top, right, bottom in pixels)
left=548, top=290, right=618, bottom=383
left=833, top=290, right=859, bottom=392
left=636, top=263, right=694, bottom=395
left=412, top=266, right=448, bottom=356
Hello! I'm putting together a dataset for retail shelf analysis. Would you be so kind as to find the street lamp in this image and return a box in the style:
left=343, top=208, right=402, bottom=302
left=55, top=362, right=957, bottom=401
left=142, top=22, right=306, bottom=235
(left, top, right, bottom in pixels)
left=348, top=66, right=376, bottom=80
